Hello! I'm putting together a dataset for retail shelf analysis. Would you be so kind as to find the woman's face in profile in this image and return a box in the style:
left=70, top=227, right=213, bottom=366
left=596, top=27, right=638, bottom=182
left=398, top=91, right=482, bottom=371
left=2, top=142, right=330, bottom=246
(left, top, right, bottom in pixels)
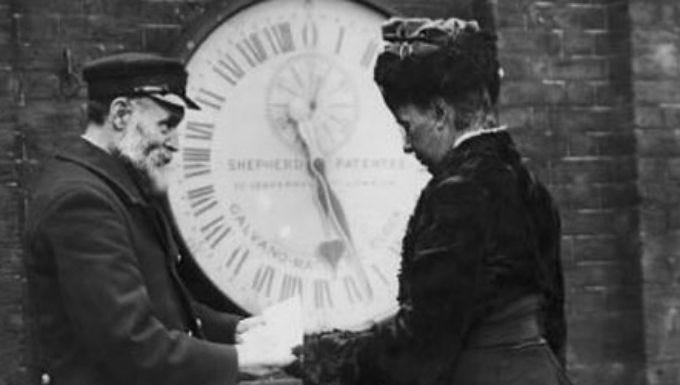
left=394, top=103, right=455, bottom=172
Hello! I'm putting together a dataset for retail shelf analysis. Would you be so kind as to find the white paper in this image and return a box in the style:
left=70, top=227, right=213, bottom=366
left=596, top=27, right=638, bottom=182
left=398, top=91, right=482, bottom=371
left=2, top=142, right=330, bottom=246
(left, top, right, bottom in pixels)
left=242, top=296, right=304, bottom=351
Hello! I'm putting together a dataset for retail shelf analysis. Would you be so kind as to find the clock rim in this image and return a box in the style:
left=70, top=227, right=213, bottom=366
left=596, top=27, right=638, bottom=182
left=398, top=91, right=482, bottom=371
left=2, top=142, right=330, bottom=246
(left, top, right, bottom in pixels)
left=169, top=0, right=396, bottom=62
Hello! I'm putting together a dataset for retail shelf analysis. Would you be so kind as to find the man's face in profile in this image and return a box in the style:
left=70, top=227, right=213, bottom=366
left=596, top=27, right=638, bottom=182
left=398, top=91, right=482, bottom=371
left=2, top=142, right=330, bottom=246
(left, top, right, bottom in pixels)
left=115, top=97, right=184, bottom=194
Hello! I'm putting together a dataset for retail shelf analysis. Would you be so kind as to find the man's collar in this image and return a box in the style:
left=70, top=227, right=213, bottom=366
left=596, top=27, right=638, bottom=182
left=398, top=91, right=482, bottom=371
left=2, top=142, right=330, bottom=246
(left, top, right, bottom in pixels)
left=55, top=138, right=149, bottom=205
left=80, top=133, right=111, bottom=154
left=453, top=125, right=508, bottom=149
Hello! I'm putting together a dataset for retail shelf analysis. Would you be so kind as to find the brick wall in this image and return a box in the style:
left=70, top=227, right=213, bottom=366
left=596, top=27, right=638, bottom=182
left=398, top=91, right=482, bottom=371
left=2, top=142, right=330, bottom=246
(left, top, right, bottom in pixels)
left=2, top=1, right=215, bottom=383
left=0, top=1, right=669, bottom=385
left=630, top=1, right=680, bottom=384
left=1, top=1, right=28, bottom=384
left=496, top=1, right=644, bottom=384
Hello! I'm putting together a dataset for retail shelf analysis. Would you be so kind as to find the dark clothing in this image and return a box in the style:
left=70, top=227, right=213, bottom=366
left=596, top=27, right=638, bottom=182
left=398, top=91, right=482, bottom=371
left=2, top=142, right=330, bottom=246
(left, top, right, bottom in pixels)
left=24, top=138, right=242, bottom=385
left=300, top=130, right=568, bottom=385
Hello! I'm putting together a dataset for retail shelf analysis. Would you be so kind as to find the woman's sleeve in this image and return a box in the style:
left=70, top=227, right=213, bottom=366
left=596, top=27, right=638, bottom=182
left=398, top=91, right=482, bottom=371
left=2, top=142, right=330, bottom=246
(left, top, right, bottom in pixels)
left=300, top=174, right=493, bottom=385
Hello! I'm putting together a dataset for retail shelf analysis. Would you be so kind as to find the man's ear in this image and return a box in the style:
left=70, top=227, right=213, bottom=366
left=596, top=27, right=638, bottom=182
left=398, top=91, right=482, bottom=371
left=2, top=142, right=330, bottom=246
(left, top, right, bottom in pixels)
left=109, top=97, right=132, bottom=132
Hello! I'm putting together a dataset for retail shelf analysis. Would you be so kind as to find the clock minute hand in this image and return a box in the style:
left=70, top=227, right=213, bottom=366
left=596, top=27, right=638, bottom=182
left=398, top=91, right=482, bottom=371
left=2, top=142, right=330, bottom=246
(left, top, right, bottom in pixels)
left=295, top=119, right=374, bottom=301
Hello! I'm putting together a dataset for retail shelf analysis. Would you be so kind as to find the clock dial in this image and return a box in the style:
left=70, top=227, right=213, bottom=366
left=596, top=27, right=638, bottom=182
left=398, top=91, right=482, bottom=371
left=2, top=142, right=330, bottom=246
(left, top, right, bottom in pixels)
left=267, top=53, right=358, bottom=156
left=168, top=0, right=429, bottom=332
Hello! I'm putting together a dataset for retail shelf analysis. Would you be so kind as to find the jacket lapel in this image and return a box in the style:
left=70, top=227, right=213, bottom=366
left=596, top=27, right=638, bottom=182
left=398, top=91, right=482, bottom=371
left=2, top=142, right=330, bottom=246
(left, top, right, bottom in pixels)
left=56, top=139, right=148, bottom=206
left=57, top=139, right=202, bottom=334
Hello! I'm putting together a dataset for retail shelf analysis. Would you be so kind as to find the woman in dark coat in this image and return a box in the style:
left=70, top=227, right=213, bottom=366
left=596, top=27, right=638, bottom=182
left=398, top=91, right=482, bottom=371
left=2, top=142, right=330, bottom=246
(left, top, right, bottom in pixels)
left=296, top=18, right=571, bottom=385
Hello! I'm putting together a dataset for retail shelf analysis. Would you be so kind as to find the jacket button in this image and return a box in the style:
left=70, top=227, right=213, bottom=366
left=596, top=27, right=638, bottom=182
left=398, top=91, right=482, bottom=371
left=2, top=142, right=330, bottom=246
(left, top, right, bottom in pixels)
left=41, top=373, right=51, bottom=385
left=196, top=318, right=203, bottom=329
left=187, top=330, right=194, bottom=337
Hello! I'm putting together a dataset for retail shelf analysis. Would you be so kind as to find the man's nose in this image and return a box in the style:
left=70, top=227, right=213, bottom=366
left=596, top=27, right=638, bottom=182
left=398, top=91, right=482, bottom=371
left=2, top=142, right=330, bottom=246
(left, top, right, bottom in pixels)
left=166, top=131, right=179, bottom=152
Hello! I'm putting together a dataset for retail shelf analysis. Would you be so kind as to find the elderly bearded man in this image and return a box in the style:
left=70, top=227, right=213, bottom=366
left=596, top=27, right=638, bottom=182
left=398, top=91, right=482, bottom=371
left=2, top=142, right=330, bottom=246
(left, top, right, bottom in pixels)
left=24, top=53, right=295, bottom=385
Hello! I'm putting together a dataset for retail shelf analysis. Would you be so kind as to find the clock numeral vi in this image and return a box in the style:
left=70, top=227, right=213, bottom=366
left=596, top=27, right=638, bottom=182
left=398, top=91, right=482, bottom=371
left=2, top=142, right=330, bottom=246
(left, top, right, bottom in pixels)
left=313, top=279, right=333, bottom=309
left=252, top=265, right=276, bottom=297
left=279, top=274, right=303, bottom=301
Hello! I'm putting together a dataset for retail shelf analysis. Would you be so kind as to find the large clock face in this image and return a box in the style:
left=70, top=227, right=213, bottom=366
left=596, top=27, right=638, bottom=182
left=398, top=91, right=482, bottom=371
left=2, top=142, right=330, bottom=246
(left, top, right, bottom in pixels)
left=168, top=0, right=429, bottom=332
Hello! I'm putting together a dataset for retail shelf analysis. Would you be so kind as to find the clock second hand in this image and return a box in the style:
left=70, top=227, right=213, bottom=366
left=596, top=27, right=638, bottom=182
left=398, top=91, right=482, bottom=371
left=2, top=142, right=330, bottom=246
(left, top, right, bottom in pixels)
left=287, top=113, right=374, bottom=301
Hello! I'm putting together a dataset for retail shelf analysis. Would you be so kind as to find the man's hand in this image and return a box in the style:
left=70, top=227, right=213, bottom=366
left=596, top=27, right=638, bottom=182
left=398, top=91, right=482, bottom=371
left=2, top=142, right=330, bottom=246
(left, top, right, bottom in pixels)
left=235, top=316, right=266, bottom=343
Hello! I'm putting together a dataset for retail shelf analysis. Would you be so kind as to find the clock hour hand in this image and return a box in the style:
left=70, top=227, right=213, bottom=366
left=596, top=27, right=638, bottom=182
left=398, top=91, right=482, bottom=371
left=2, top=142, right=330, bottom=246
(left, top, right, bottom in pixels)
left=308, top=157, right=354, bottom=247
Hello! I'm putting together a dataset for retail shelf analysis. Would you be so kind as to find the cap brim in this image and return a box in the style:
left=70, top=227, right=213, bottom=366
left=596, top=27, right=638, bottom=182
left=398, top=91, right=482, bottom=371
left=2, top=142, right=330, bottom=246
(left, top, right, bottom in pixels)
left=148, top=93, right=201, bottom=110
left=182, top=95, right=201, bottom=110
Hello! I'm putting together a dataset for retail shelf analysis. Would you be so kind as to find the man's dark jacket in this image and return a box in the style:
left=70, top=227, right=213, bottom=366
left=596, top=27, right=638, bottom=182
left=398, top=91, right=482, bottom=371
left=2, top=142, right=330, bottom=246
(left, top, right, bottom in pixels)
left=24, top=139, right=242, bottom=385
left=301, top=130, right=566, bottom=385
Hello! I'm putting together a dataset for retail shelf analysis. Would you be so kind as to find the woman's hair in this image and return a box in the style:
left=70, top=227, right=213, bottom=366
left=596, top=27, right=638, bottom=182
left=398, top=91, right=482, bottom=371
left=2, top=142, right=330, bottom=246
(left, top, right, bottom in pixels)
left=374, top=18, right=500, bottom=126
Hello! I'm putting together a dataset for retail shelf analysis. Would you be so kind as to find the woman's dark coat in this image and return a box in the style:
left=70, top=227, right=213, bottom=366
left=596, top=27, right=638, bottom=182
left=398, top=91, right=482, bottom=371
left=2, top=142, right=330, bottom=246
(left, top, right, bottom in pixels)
left=300, top=130, right=568, bottom=385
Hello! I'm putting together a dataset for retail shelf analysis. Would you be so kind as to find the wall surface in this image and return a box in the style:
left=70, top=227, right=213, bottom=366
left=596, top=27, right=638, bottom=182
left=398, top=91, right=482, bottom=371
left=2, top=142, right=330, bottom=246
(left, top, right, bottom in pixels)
left=630, top=1, right=680, bottom=384
left=497, top=1, right=644, bottom=384
left=0, top=1, right=676, bottom=385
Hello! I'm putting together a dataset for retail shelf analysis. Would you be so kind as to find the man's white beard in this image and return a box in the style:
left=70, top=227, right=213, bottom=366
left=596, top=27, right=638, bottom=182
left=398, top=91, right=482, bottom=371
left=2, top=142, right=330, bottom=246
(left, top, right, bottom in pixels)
left=116, top=124, right=173, bottom=194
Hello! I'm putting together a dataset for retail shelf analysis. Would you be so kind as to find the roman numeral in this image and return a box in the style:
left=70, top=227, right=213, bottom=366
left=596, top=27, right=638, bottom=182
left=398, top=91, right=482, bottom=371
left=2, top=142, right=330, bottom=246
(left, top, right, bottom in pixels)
left=187, top=185, right=217, bottom=217
left=185, top=121, right=214, bottom=141
left=183, top=147, right=211, bottom=178
left=334, top=26, right=345, bottom=54
left=301, top=20, right=318, bottom=47
left=200, top=215, right=231, bottom=249
left=313, top=279, right=333, bottom=308
left=342, top=275, right=363, bottom=303
left=237, top=33, right=267, bottom=67
left=371, top=264, right=390, bottom=286
left=264, top=22, right=295, bottom=55
left=252, top=265, right=276, bottom=297
left=195, top=88, right=226, bottom=111
left=279, top=274, right=303, bottom=301
left=225, top=246, right=250, bottom=276
left=360, top=40, right=380, bottom=68
left=213, top=53, right=246, bottom=85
